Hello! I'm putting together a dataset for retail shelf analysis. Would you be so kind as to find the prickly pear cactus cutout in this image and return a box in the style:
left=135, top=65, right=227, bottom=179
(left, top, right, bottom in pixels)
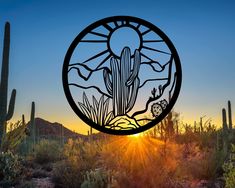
left=62, top=16, right=182, bottom=135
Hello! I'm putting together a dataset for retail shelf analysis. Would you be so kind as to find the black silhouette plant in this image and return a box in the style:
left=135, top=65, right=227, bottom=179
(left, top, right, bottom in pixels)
left=103, top=47, right=140, bottom=117
left=77, top=92, right=113, bottom=126
left=151, top=87, right=157, bottom=98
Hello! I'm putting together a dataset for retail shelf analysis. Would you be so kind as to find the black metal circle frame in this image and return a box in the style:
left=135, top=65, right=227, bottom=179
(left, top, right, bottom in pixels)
left=62, top=16, right=182, bottom=135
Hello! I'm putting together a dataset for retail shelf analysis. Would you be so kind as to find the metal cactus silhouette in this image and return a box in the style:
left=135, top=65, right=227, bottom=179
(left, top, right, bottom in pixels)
left=103, top=48, right=140, bottom=117
left=62, top=16, right=182, bottom=135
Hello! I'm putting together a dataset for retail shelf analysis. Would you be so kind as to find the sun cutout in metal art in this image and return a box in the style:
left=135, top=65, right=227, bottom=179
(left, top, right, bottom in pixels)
left=62, top=16, right=182, bottom=135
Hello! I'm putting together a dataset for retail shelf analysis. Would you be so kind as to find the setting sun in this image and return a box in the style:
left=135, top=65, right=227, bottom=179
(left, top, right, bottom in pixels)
left=129, top=133, right=142, bottom=138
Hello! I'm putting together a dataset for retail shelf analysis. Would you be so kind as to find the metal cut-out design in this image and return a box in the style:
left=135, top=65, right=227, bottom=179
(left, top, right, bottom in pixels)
left=62, top=16, right=182, bottom=135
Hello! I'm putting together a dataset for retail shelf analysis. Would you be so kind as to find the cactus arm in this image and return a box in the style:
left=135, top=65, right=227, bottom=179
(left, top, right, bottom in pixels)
left=103, top=68, right=113, bottom=95
left=120, top=48, right=131, bottom=80
left=22, top=114, right=25, bottom=126
left=120, top=47, right=131, bottom=75
left=126, top=49, right=141, bottom=86
left=126, top=77, right=140, bottom=112
left=110, top=57, right=121, bottom=116
left=120, top=47, right=131, bottom=114
left=228, top=100, right=232, bottom=130
left=6, top=89, right=16, bottom=121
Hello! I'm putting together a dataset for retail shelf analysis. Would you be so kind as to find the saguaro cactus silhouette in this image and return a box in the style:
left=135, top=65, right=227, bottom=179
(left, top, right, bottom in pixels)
left=228, top=100, right=233, bottom=130
left=222, top=108, right=228, bottom=154
left=222, top=108, right=228, bottom=131
left=30, top=102, right=35, bottom=146
left=103, top=47, right=140, bottom=116
left=0, top=22, right=16, bottom=142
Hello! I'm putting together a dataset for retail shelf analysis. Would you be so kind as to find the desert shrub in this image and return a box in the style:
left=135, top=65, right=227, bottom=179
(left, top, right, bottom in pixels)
left=197, top=131, right=217, bottom=149
left=34, top=139, right=62, bottom=164
left=175, top=129, right=198, bottom=145
left=54, top=136, right=222, bottom=188
left=0, top=151, right=23, bottom=186
left=63, top=138, right=101, bottom=170
left=223, top=161, right=235, bottom=188
left=41, top=162, right=53, bottom=172
left=18, top=180, right=36, bottom=188
left=175, top=123, right=217, bottom=149
left=181, top=146, right=225, bottom=181
left=32, top=169, right=48, bottom=178
left=1, top=121, right=28, bottom=152
left=100, top=137, right=184, bottom=188
left=186, top=151, right=211, bottom=179
left=223, top=144, right=235, bottom=188
left=52, top=160, right=83, bottom=188
left=81, top=168, right=116, bottom=188
left=52, top=139, right=102, bottom=188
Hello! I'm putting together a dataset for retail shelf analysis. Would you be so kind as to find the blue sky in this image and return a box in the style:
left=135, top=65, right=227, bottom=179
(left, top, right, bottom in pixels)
left=0, top=0, right=235, bottom=133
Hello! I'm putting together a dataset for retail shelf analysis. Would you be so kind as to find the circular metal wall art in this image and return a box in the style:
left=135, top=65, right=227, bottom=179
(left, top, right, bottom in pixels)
left=63, top=16, right=182, bottom=135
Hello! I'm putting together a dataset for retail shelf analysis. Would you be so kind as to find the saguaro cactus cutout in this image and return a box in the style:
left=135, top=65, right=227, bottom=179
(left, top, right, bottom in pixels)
left=103, top=47, right=140, bottom=116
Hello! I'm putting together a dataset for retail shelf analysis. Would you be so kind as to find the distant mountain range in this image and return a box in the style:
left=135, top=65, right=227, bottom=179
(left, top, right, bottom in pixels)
left=27, top=118, right=86, bottom=139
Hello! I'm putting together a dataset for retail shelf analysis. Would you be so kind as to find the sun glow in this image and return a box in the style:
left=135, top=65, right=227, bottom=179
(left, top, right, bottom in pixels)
left=102, top=136, right=167, bottom=175
left=129, top=133, right=142, bottom=138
